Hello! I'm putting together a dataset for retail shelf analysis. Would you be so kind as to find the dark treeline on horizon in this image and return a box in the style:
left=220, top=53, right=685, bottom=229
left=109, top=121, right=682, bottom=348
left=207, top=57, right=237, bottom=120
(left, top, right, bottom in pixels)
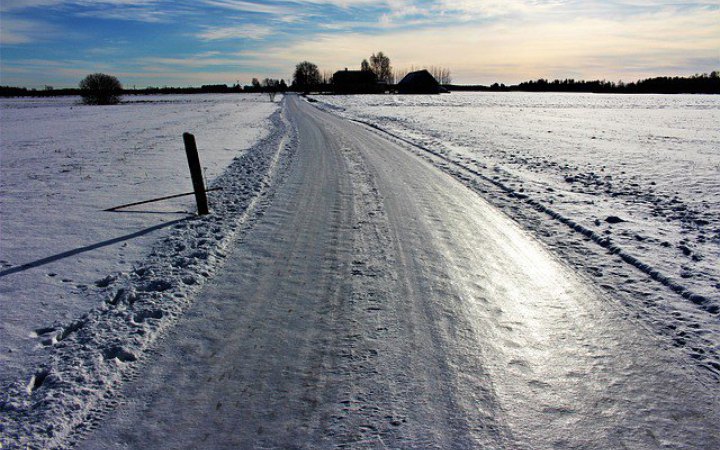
left=447, top=72, right=719, bottom=94
left=0, top=82, right=288, bottom=98
left=2, top=72, right=718, bottom=97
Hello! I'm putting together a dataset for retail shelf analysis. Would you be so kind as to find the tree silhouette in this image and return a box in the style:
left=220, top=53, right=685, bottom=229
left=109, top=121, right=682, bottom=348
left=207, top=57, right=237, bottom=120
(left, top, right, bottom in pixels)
left=79, top=73, right=122, bottom=105
left=369, top=52, right=392, bottom=83
left=292, top=61, right=321, bottom=92
left=428, top=66, right=452, bottom=85
left=361, top=59, right=371, bottom=72
left=262, top=78, right=281, bottom=102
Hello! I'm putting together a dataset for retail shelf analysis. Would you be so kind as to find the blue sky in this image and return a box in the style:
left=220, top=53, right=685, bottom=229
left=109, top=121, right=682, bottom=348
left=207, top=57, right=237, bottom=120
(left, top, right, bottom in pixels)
left=1, top=0, right=719, bottom=88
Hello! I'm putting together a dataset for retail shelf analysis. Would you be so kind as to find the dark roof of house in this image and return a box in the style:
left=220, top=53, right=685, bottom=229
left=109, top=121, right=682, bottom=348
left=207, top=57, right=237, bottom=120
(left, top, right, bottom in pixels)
left=332, top=69, right=379, bottom=94
left=333, top=69, right=377, bottom=85
left=397, top=69, right=442, bottom=94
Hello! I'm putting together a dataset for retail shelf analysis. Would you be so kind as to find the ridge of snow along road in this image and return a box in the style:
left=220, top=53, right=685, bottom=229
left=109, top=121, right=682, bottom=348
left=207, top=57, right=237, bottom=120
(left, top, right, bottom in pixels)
left=0, top=100, right=297, bottom=449
left=307, top=94, right=720, bottom=383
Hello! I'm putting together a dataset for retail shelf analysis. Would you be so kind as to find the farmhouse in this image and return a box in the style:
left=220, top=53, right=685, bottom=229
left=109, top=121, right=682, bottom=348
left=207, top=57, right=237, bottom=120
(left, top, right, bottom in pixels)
left=397, top=69, right=444, bottom=94
left=333, top=69, right=379, bottom=94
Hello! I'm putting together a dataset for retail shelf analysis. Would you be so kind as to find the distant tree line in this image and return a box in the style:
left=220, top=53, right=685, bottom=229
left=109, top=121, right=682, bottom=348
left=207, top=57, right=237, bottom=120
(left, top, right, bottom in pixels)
left=0, top=84, right=289, bottom=97
left=3, top=71, right=717, bottom=98
left=1, top=76, right=289, bottom=99
left=447, top=72, right=720, bottom=94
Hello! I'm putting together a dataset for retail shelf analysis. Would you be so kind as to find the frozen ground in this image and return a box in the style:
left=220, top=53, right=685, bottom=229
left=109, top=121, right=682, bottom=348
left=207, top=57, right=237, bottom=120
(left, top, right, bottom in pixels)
left=312, top=92, right=720, bottom=377
left=0, top=94, right=277, bottom=386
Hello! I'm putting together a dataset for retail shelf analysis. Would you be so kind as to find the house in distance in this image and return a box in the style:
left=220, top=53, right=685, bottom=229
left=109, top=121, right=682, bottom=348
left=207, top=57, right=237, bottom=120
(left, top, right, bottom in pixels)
left=397, top=69, right=446, bottom=94
left=332, top=68, right=446, bottom=94
left=333, top=69, right=380, bottom=94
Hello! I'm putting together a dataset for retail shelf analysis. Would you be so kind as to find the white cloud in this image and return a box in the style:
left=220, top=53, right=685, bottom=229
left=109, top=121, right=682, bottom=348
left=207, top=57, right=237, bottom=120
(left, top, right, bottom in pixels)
left=201, top=1, right=289, bottom=14
left=1, top=0, right=160, bottom=11
left=0, top=18, right=58, bottom=44
left=197, top=24, right=275, bottom=40
left=287, top=0, right=387, bottom=6
left=137, top=55, right=246, bottom=68
left=74, top=7, right=171, bottom=22
left=0, top=0, right=175, bottom=23
left=0, top=0, right=65, bottom=12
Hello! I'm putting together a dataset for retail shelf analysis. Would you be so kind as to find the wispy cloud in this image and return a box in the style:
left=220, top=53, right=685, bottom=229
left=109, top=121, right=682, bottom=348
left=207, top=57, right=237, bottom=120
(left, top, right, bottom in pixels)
left=201, top=1, right=290, bottom=15
left=197, top=24, right=275, bottom=41
left=74, top=6, right=172, bottom=23
left=1, top=0, right=176, bottom=23
left=1, top=0, right=161, bottom=12
left=137, top=54, right=247, bottom=68
left=0, top=18, right=59, bottom=44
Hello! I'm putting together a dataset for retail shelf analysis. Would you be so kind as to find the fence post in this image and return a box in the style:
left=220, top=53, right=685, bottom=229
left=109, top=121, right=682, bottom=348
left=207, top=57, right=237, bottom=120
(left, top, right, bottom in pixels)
left=183, top=132, right=209, bottom=215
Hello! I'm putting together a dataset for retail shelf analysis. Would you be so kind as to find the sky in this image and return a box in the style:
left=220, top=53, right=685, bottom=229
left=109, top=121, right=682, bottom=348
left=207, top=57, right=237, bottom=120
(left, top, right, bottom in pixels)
left=1, top=0, right=719, bottom=88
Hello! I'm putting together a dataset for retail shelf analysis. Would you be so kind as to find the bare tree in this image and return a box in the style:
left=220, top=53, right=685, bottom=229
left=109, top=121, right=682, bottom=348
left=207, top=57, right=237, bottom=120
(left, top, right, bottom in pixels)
left=428, top=66, right=452, bottom=84
left=441, top=67, right=452, bottom=84
left=292, top=61, right=322, bottom=91
left=79, top=73, right=122, bottom=105
left=262, top=78, right=280, bottom=102
left=394, top=68, right=408, bottom=83
left=369, top=52, right=392, bottom=83
left=322, top=70, right=334, bottom=85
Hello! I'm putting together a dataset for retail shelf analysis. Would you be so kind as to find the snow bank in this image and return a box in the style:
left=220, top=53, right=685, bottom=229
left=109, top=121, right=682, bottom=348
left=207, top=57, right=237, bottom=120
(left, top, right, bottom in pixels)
left=0, top=95, right=295, bottom=448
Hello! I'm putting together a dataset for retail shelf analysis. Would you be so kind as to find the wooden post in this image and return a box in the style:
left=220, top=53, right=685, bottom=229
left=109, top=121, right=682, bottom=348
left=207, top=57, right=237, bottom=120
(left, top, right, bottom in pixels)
left=183, top=132, right=209, bottom=215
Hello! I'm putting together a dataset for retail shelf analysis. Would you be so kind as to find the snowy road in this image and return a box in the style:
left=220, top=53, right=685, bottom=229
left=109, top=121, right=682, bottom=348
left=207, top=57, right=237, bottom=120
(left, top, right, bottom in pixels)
left=79, top=95, right=719, bottom=449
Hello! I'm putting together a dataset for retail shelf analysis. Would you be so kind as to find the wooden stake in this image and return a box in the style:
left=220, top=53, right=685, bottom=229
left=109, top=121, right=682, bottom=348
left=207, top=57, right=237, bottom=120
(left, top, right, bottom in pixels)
left=183, top=132, right=209, bottom=215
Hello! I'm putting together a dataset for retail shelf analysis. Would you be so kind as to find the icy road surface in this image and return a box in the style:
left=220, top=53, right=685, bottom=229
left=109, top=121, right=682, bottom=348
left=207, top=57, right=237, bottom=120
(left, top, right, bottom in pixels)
left=80, top=95, right=719, bottom=449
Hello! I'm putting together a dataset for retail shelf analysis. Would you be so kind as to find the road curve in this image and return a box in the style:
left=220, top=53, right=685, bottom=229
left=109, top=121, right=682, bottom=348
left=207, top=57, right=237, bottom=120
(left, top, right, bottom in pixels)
left=79, top=95, right=719, bottom=449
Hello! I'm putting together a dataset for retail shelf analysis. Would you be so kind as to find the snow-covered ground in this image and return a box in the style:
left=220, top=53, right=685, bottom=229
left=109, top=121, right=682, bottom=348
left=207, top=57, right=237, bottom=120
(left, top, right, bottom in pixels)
left=311, top=92, right=720, bottom=377
left=0, top=94, right=278, bottom=384
left=73, top=95, right=720, bottom=449
left=2, top=92, right=719, bottom=448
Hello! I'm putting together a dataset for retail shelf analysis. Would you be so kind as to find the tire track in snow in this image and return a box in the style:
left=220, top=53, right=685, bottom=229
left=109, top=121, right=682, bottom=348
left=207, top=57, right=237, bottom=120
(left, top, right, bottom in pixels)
left=309, top=108, right=512, bottom=448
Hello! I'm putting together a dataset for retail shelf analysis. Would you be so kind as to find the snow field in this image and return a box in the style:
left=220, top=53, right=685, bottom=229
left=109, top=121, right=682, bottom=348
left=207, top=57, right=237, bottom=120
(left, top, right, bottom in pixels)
left=0, top=94, right=276, bottom=380
left=0, top=94, right=293, bottom=448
